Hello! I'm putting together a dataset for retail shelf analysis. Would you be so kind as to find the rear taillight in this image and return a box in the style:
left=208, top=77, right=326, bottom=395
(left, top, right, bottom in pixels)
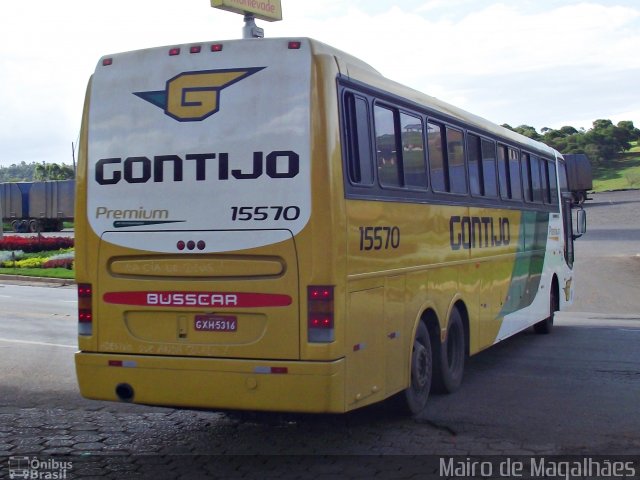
left=78, top=283, right=93, bottom=336
left=308, top=286, right=334, bottom=343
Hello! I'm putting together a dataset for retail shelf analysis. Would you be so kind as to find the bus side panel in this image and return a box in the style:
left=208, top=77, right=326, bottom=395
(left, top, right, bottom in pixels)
left=345, top=285, right=385, bottom=408
left=468, top=207, right=523, bottom=350
left=345, top=201, right=470, bottom=401
left=384, top=275, right=407, bottom=396
left=494, top=211, right=552, bottom=341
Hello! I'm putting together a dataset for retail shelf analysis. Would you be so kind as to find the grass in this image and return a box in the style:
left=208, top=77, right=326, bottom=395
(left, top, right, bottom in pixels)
left=592, top=141, right=640, bottom=192
left=0, top=267, right=75, bottom=280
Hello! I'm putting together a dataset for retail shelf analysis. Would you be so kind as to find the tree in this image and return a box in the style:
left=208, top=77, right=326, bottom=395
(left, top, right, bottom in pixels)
left=0, top=162, right=75, bottom=182
left=538, top=119, right=638, bottom=166
left=34, top=163, right=47, bottom=181
left=513, top=125, right=541, bottom=140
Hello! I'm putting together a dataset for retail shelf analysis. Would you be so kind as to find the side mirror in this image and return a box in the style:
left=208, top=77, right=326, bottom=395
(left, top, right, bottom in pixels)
left=573, top=208, right=586, bottom=239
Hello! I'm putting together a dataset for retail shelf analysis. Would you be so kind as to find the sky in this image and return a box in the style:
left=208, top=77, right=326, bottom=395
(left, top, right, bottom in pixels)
left=0, top=0, right=639, bottom=167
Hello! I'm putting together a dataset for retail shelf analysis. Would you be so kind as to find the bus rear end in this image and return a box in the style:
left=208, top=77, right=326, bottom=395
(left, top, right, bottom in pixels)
left=75, top=38, right=346, bottom=412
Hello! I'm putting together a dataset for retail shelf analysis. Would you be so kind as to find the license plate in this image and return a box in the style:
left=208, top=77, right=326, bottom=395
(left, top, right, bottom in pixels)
left=194, top=315, right=237, bottom=332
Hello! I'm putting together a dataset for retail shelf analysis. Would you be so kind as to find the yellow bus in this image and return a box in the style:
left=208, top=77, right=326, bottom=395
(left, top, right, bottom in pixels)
left=75, top=37, right=585, bottom=414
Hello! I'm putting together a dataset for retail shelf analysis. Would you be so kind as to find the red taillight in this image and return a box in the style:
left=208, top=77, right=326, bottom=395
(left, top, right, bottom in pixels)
left=169, top=47, right=180, bottom=56
left=78, top=283, right=93, bottom=336
left=211, top=44, right=223, bottom=52
left=308, top=286, right=334, bottom=343
left=190, top=46, right=201, bottom=54
left=78, top=284, right=92, bottom=297
left=102, top=58, right=113, bottom=66
left=288, top=41, right=302, bottom=50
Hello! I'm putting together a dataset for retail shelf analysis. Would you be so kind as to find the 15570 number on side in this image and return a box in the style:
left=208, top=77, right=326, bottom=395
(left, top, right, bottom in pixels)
left=359, top=226, right=400, bottom=251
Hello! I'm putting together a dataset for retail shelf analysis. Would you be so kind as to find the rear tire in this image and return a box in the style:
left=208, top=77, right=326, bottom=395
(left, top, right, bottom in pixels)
left=396, top=321, right=432, bottom=415
left=432, top=308, right=465, bottom=394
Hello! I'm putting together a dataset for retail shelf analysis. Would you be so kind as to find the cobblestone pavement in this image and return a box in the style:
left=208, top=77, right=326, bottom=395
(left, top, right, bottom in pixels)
left=1, top=401, right=639, bottom=479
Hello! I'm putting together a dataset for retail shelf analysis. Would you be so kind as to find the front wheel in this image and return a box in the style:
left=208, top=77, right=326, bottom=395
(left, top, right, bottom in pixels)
left=397, top=321, right=432, bottom=415
left=534, top=283, right=559, bottom=334
left=432, top=308, right=466, bottom=394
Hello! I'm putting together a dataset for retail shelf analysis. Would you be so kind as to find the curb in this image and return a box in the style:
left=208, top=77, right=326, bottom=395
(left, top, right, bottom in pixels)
left=0, top=274, right=75, bottom=286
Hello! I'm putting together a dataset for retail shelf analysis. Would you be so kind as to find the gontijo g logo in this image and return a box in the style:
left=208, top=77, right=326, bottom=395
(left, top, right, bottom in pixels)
left=134, top=67, right=265, bottom=122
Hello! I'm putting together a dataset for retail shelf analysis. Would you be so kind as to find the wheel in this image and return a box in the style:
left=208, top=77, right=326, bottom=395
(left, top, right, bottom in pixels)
left=396, top=321, right=432, bottom=415
left=534, top=282, right=558, bottom=334
left=432, top=308, right=465, bottom=394
left=28, top=220, right=39, bottom=233
left=10, top=220, right=18, bottom=232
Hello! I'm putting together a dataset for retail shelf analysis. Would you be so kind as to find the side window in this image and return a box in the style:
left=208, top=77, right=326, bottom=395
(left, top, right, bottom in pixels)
left=530, top=155, right=543, bottom=203
left=400, top=113, right=427, bottom=189
left=447, top=127, right=467, bottom=194
left=541, top=159, right=550, bottom=203
left=548, top=160, right=559, bottom=204
left=428, top=122, right=446, bottom=192
left=374, top=105, right=402, bottom=187
left=343, top=92, right=373, bottom=185
left=522, top=153, right=532, bottom=202
left=558, top=160, right=569, bottom=193
left=498, top=144, right=509, bottom=199
left=508, top=148, right=522, bottom=200
left=498, top=144, right=521, bottom=201
left=481, top=139, right=498, bottom=197
left=468, top=135, right=497, bottom=197
left=467, top=134, right=482, bottom=196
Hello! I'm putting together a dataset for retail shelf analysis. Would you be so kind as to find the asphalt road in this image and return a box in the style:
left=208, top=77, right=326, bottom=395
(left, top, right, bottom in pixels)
left=0, top=191, right=639, bottom=478
left=568, top=190, right=640, bottom=314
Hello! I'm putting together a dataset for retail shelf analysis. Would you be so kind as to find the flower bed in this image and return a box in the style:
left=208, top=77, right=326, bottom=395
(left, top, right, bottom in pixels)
left=0, top=236, right=75, bottom=275
left=0, top=235, right=73, bottom=253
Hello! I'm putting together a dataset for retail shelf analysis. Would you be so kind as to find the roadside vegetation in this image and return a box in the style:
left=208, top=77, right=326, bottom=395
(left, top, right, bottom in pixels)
left=0, top=161, right=74, bottom=182
left=591, top=142, right=640, bottom=192
left=0, top=236, right=74, bottom=280
left=504, top=120, right=640, bottom=193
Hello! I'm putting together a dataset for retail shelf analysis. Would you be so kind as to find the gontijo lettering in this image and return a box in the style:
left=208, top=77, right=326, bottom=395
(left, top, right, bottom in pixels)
left=450, top=215, right=510, bottom=250
left=95, top=151, right=300, bottom=185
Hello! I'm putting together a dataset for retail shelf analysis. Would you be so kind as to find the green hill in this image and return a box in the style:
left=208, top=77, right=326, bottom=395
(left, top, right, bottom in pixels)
left=592, top=141, right=640, bottom=192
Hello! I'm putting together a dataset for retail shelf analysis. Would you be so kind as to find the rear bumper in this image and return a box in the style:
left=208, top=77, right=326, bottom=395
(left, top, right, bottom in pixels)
left=75, top=352, right=346, bottom=413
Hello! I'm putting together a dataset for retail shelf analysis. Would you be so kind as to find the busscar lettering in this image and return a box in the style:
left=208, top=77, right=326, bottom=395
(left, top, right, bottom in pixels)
left=95, top=151, right=299, bottom=185
left=449, top=216, right=510, bottom=250
left=147, top=293, right=239, bottom=307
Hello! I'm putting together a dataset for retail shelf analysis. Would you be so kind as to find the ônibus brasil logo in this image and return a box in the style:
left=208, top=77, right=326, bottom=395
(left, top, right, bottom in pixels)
left=134, top=67, right=265, bottom=122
